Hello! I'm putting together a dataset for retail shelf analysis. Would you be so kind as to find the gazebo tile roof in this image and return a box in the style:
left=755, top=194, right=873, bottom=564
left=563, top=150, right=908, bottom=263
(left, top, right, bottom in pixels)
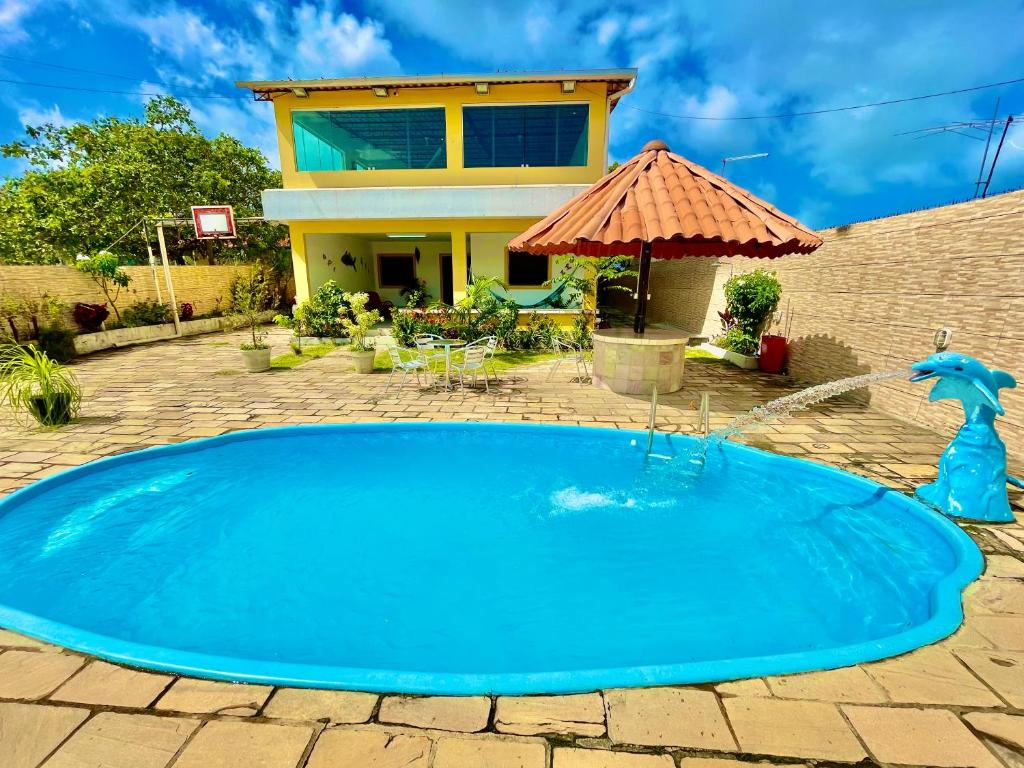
left=509, top=140, right=822, bottom=259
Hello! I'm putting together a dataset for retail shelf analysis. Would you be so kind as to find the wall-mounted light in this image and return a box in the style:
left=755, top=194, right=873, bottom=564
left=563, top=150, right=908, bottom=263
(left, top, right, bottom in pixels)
left=372, top=86, right=389, bottom=97
left=474, top=82, right=489, bottom=95
left=561, top=80, right=576, bottom=93
left=387, top=233, right=426, bottom=239
left=291, top=87, right=308, bottom=98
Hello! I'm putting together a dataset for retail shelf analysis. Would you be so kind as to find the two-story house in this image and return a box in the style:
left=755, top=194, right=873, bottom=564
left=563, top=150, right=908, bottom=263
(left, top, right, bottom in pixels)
left=237, top=70, right=637, bottom=321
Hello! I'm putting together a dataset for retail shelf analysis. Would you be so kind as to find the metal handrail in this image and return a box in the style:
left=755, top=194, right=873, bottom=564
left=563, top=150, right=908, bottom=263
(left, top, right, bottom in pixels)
left=646, top=385, right=658, bottom=454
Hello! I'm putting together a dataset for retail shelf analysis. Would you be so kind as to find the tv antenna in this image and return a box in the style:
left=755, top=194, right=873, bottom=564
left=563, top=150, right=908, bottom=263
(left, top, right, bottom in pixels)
left=897, top=98, right=1019, bottom=197
left=721, top=152, right=768, bottom=178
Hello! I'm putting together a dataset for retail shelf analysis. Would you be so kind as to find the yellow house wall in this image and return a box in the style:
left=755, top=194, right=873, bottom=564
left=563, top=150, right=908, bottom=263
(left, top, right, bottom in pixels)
left=304, top=233, right=375, bottom=296
left=288, top=218, right=540, bottom=303
left=272, top=82, right=612, bottom=189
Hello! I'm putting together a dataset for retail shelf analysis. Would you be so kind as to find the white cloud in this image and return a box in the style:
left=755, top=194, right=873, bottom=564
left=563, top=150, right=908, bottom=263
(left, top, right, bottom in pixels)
left=16, top=103, right=73, bottom=129
left=0, top=0, right=35, bottom=45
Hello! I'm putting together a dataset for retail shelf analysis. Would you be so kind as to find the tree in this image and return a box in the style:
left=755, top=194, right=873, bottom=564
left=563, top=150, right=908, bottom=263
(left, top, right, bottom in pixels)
left=75, top=251, right=131, bottom=321
left=0, top=96, right=287, bottom=266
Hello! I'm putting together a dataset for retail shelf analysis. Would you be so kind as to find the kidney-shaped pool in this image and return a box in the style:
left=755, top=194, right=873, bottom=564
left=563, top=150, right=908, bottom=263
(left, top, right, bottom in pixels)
left=0, top=423, right=981, bottom=694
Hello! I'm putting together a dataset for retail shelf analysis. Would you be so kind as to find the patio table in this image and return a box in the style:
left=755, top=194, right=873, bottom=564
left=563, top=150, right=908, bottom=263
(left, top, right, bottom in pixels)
left=428, top=339, right=467, bottom=389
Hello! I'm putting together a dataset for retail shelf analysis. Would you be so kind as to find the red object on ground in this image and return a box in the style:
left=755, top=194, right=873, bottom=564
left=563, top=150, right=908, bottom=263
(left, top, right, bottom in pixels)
left=759, top=335, right=787, bottom=374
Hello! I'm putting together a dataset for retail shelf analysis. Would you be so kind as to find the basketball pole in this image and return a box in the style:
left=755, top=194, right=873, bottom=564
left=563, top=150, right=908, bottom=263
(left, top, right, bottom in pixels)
left=142, top=222, right=163, bottom=305
left=155, top=223, right=182, bottom=335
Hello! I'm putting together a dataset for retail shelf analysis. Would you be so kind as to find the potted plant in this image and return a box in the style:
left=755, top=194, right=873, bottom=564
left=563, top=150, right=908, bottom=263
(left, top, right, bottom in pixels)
left=230, top=269, right=273, bottom=372
left=339, top=292, right=381, bottom=373
left=0, top=344, right=82, bottom=427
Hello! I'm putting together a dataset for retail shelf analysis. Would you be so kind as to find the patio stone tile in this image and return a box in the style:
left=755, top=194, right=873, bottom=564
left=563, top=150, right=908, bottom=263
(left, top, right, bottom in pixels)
left=965, top=579, right=1024, bottom=615
left=0, top=628, right=55, bottom=650
left=43, top=712, right=199, bottom=768
left=723, top=697, right=866, bottom=762
left=49, top=660, right=172, bottom=708
left=765, top=666, right=887, bottom=703
left=378, top=696, right=490, bottom=732
left=263, top=688, right=377, bottom=723
left=153, top=678, right=272, bottom=715
left=863, top=646, right=1002, bottom=706
left=433, top=734, right=547, bottom=768
left=0, top=651, right=85, bottom=700
left=714, top=678, right=771, bottom=697
left=0, top=702, right=88, bottom=768
left=495, top=693, right=605, bottom=736
left=605, top=687, right=736, bottom=750
left=956, top=649, right=1024, bottom=707
left=984, top=554, right=1024, bottom=578
left=554, top=747, right=674, bottom=768
left=172, top=720, right=314, bottom=768
left=963, top=712, right=1024, bottom=751
left=843, top=705, right=1001, bottom=768
left=306, top=727, right=431, bottom=768
left=972, top=616, right=1024, bottom=650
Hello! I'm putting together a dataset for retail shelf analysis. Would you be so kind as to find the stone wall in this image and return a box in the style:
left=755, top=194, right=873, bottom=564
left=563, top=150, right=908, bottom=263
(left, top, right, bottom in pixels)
left=0, top=264, right=254, bottom=327
left=645, top=189, right=1024, bottom=461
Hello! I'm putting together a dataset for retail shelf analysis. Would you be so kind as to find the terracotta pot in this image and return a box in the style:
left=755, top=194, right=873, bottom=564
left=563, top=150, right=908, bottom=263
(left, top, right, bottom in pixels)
left=240, top=347, right=272, bottom=372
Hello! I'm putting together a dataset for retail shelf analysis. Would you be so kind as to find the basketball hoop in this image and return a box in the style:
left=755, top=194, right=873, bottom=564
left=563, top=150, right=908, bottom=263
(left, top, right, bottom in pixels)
left=191, top=205, right=237, bottom=240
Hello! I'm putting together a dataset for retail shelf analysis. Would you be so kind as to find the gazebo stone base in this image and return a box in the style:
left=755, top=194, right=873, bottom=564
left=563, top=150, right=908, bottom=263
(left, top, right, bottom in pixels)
left=591, top=328, right=689, bottom=395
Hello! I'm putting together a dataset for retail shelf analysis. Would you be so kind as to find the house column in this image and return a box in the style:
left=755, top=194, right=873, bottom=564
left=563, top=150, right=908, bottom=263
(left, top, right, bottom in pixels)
left=289, top=225, right=311, bottom=302
left=450, top=228, right=468, bottom=302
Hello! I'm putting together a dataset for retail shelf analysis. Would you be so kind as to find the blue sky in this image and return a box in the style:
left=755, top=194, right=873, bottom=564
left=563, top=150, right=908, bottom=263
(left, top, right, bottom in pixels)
left=1, top=0, right=1023, bottom=228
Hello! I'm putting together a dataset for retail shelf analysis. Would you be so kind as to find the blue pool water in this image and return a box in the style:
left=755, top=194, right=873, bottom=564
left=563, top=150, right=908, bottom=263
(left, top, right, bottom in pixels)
left=0, top=423, right=981, bottom=694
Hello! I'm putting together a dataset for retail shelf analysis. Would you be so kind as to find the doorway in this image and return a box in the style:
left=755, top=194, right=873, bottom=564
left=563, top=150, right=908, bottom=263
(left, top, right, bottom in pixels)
left=440, top=253, right=453, bottom=305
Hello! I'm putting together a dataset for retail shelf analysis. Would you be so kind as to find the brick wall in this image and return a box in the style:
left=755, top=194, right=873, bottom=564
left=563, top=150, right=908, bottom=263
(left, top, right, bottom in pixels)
left=645, top=189, right=1024, bottom=461
left=0, top=264, right=253, bottom=327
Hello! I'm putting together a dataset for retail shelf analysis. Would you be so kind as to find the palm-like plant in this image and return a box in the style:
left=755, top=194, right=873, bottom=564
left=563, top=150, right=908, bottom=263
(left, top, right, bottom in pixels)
left=0, top=344, right=82, bottom=427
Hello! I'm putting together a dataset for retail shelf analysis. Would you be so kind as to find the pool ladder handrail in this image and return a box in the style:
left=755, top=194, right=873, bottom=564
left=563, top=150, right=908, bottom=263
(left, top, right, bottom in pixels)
left=646, top=385, right=658, bottom=454
left=698, top=392, right=710, bottom=437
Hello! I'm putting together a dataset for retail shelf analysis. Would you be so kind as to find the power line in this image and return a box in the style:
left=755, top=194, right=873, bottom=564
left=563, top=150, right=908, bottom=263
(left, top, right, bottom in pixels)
left=0, top=77, right=245, bottom=100
left=622, top=75, right=1024, bottom=121
left=0, top=53, right=180, bottom=87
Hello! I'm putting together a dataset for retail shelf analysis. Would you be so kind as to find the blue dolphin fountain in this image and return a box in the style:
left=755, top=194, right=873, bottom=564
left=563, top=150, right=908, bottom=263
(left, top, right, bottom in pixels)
left=911, top=352, right=1017, bottom=522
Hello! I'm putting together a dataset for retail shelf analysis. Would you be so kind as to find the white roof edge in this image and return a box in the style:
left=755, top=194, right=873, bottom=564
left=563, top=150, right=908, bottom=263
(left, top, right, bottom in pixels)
left=237, top=69, right=638, bottom=92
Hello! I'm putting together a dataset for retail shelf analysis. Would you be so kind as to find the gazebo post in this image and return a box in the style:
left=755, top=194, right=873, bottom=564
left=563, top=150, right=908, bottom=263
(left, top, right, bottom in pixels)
left=633, top=241, right=653, bottom=334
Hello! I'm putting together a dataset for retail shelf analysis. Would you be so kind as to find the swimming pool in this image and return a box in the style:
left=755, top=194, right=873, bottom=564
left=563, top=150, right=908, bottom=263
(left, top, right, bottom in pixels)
left=0, top=423, right=981, bottom=695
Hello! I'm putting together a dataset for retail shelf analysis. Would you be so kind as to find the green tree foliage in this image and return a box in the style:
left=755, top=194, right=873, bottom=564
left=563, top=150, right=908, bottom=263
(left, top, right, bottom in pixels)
left=75, top=251, right=131, bottom=321
left=0, top=96, right=286, bottom=266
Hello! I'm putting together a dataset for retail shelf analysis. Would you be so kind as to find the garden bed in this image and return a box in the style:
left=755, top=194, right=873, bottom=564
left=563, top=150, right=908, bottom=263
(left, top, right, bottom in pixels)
left=699, top=342, right=759, bottom=370
left=73, top=311, right=277, bottom=355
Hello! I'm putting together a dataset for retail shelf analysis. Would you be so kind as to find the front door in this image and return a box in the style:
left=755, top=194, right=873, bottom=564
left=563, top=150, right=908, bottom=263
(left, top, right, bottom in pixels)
left=440, top=254, right=453, bottom=305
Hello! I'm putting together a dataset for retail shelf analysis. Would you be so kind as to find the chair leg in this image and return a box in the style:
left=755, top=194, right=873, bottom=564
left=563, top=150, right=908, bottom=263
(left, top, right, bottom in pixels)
left=547, top=357, right=563, bottom=382
left=385, top=368, right=395, bottom=393
left=482, top=368, right=489, bottom=393
left=399, top=368, right=408, bottom=392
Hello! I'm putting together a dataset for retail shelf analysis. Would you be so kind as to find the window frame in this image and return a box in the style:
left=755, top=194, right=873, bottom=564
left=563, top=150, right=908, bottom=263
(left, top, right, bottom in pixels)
left=505, top=248, right=550, bottom=288
left=461, top=101, right=590, bottom=169
left=376, top=253, right=418, bottom=289
left=291, top=104, right=448, bottom=172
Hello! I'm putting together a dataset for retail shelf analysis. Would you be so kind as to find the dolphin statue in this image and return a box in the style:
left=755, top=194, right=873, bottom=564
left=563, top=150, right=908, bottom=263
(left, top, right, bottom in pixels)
left=910, top=352, right=1017, bottom=522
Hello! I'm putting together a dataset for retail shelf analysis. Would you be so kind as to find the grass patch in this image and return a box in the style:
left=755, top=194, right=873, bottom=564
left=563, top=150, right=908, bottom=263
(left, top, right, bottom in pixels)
left=270, top=343, right=340, bottom=370
left=214, top=369, right=242, bottom=376
left=372, top=347, right=562, bottom=372
left=685, top=347, right=727, bottom=364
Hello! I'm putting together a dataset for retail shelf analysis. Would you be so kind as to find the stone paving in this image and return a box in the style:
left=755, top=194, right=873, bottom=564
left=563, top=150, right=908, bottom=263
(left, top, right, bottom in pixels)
left=0, top=328, right=1023, bottom=768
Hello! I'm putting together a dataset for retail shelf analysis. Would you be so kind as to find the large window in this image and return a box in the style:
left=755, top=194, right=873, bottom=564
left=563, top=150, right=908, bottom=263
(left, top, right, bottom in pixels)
left=463, top=104, right=589, bottom=168
left=377, top=254, right=416, bottom=288
left=292, top=108, right=446, bottom=172
left=507, top=251, right=549, bottom=287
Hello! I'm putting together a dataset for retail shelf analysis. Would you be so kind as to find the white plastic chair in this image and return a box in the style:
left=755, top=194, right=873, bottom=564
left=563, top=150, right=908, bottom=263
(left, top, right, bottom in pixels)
left=414, top=334, right=447, bottom=377
left=547, top=336, right=590, bottom=384
left=462, top=336, right=499, bottom=385
left=451, top=345, right=490, bottom=393
left=384, top=345, right=431, bottom=393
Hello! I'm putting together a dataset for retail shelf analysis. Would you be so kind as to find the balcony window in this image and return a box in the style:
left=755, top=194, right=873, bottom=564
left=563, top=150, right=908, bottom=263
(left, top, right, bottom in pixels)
left=292, top=108, right=446, bottom=172
left=463, top=104, right=589, bottom=168
left=507, top=251, right=549, bottom=287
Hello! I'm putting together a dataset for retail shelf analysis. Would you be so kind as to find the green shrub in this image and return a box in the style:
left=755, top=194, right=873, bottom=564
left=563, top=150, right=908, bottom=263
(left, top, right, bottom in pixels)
left=294, top=280, right=350, bottom=338
left=721, top=327, right=760, bottom=355
left=723, top=269, right=781, bottom=340
left=36, top=328, right=77, bottom=363
left=122, top=300, right=171, bottom=327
